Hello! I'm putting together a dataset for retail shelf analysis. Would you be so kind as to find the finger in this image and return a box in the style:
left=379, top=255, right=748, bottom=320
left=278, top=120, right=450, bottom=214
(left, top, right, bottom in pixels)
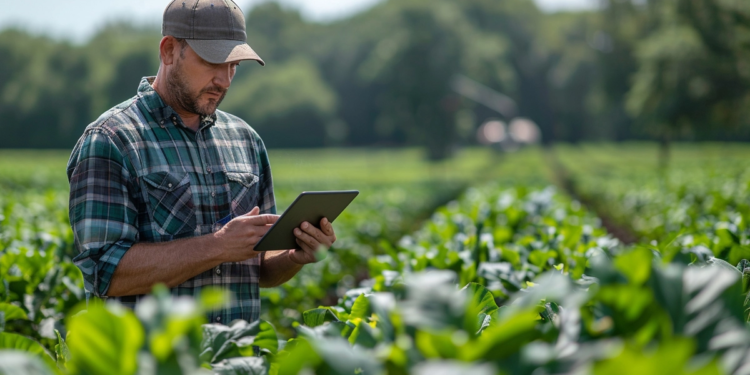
left=250, top=223, right=275, bottom=238
left=240, top=206, right=260, bottom=217
left=241, top=214, right=280, bottom=226
left=320, top=217, right=334, bottom=236
left=295, top=239, right=313, bottom=254
left=294, top=227, right=319, bottom=249
left=318, top=220, right=336, bottom=245
left=300, top=222, right=332, bottom=247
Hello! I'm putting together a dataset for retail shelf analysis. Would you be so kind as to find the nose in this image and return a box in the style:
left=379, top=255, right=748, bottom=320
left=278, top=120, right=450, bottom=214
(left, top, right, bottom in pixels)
left=212, top=63, right=233, bottom=90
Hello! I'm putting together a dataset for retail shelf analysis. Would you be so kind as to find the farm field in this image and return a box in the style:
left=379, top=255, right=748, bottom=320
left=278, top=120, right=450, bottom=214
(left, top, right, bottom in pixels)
left=3, top=144, right=750, bottom=374
left=555, top=143, right=750, bottom=264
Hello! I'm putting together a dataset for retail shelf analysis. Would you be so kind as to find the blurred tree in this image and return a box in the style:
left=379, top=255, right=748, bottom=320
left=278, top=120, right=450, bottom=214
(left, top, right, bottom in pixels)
left=84, top=23, right=160, bottom=116
left=461, top=0, right=601, bottom=144
left=341, top=0, right=515, bottom=158
left=358, top=1, right=464, bottom=159
left=625, top=0, right=750, bottom=166
left=244, top=2, right=316, bottom=64
left=220, top=57, right=338, bottom=148
left=592, top=0, right=655, bottom=142
left=0, top=30, right=91, bottom=148
left=1, top=0, right=749, bottom=152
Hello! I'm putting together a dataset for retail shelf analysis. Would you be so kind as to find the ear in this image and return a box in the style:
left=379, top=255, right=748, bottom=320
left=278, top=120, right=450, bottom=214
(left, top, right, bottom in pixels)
left=159, top=36, right=180, bottom=66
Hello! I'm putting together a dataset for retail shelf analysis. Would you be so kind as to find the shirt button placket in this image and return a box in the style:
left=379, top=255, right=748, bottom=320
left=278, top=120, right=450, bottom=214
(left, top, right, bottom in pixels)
left=215, top=266, right=221, bottom=276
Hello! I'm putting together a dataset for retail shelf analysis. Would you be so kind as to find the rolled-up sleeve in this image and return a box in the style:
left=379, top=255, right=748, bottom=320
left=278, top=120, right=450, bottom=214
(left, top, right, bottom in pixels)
left=67, top=128, right=138, bottom=297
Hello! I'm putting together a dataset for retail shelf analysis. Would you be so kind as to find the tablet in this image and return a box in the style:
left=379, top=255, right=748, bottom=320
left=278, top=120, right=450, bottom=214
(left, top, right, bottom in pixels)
left=254, top=190, right=359, bottom=251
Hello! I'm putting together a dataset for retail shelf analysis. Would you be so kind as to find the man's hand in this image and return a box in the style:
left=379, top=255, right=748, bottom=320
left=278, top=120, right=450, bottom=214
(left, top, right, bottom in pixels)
left=214, top=206, right=279, bottom=262
left=289, top=217, right=337, bottom=265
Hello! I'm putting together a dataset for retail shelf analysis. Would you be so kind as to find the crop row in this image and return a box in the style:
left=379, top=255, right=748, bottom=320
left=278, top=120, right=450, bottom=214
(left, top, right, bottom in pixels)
left=556, top=144, right=750, bottom=265
left=0, top=148, right=508, bottom=339
left=6, top=180, right=750, bottom=374
left=0, top=178, right=474, bottom=354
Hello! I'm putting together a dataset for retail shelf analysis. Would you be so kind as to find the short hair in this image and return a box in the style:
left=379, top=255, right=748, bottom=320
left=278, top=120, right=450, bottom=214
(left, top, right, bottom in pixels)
left=174, top=38, right=188, bottom=50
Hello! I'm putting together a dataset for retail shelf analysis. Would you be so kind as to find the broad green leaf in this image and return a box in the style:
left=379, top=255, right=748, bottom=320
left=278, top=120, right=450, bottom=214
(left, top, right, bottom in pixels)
left=613, top=247, right=653, bottom=285
left=0, top=303, right=28, bottom=322
left=459, top=309, right=540, bottom=361
left=212, top=356, right=269, bottom=375
left=148, top=313, right=205, bottom=362
left=593, top=338, right=722, bottom=375
left=462, top=283, right=499, bottom=335
left=200, top=319, right=278, bottom=364
left=66, top=303, right=144, bottom=375
left=275, top=338, right=321, bottom=375
left=347, top=320, right=377, bottom=349
left=0, top=350, right=57, bottom=375
left=401, top=271, right=466, bottom=330
left=239, top=321, right=278, bottom=356
left=684, top=265, right=743, bottom=321
left=528, top=250, right=557, bottom=269
left=596, top=285, right=655, bottom=322
left=415, top=330, right=461, bottom=359
left=303, top=309, right=339, bottom=328
left=462, top=283, right=498, bottom=316
left=647, top=264, right=685, bottom=332
left=201, top=320, right=259, bottom=363
left=307, top=336, right=383, bottom=375
left=297, top=321, right=351, bottom=341
left=349, top=294, right=371, bottom=320
left=0, top=333, right=57, bottom=371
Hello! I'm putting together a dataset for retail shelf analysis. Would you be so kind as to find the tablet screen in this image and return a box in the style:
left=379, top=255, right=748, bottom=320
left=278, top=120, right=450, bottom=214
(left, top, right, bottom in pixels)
left=254, top=190, right=359, bottom=251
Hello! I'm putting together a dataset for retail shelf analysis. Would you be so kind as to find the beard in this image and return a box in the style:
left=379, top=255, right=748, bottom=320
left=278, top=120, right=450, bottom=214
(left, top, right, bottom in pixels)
left=165, top=59, right=227, bottom=117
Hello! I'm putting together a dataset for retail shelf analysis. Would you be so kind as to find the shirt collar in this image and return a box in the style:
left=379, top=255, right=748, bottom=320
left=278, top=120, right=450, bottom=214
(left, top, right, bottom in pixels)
left=137, top=76, right=217, bottom=130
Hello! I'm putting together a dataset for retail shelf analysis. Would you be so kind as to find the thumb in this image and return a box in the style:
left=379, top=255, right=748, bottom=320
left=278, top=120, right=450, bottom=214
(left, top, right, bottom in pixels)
left=242, top=206, right=260, bottom=217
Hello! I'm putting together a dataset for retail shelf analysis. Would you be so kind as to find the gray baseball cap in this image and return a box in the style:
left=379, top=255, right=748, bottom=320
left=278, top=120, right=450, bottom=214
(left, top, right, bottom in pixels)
left=162, top=0, right=265, bottom=66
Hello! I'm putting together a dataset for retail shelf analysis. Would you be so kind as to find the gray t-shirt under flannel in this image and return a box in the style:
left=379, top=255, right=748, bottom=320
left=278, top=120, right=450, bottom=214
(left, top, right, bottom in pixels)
left=67, top=76, right=276, bottom=324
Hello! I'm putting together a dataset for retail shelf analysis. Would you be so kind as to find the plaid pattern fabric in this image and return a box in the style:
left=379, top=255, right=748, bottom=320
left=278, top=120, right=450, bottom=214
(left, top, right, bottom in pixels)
left=67, top=76, right=275, bottom=324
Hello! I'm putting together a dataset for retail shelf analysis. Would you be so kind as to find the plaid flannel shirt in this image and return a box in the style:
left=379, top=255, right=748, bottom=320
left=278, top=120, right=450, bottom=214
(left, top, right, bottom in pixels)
left=67, top=77, right=276, bottom=324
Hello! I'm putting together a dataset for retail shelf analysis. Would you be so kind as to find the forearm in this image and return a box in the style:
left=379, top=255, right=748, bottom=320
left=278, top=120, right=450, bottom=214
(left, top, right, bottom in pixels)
left=259, top=250, right=304, bottom=288
left=106, top=233, right=232, bottom=296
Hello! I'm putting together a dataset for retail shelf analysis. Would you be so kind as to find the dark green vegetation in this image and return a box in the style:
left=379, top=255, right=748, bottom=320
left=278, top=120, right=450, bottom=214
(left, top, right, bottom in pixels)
left=2, top=0, right=749, bottom=157
left=557, top=143, right=750, bottom=264
left=4, top=144, right=750, bottom=374
left=0, top=147, right=517, bottom=349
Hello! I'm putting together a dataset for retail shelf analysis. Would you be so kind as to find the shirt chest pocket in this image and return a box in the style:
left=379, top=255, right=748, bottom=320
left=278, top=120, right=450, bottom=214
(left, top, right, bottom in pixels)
left=142, top=171, right=197, bottom=237
left=226, top=172, right=259, bottom=216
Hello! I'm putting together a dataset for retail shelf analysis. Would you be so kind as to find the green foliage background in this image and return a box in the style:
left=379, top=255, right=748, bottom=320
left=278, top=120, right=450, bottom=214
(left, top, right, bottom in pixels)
left=2, top=0, right=749, bottom=158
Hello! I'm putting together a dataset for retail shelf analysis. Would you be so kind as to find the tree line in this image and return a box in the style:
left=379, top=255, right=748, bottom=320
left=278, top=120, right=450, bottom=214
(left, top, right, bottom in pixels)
left=0, top=0, right=748, bottom=158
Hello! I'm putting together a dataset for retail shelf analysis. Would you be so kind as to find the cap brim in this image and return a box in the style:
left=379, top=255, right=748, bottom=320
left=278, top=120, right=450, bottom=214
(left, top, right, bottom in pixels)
left=186, top=39, right=265, bottom=66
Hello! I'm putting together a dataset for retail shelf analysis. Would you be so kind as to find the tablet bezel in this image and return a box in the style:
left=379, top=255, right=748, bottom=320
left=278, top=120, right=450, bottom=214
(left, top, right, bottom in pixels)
left=253, top=190, right=359, bottom=252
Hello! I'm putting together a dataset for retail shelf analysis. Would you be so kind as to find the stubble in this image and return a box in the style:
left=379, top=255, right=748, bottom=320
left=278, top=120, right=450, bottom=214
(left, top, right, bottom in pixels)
left=165, top=59, right=228, bottom=117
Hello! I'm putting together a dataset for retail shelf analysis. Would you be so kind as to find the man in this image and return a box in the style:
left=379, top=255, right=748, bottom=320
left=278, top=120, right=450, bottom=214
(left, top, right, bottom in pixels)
left=66, top=0, right=336, bottom=324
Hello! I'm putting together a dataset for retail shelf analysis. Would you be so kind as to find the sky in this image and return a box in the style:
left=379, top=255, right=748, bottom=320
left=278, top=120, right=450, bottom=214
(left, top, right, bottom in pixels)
left=0, top=0, right=599, bottom=43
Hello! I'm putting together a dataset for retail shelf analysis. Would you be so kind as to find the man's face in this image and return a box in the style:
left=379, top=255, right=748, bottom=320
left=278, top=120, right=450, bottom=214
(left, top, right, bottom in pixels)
left=166, top=42, right=240, bottom=117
